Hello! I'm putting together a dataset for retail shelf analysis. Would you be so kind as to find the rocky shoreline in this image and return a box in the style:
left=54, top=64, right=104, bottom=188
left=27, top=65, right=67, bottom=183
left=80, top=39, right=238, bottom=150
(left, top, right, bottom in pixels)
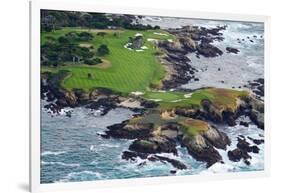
left=158, top=25, right=226, bottom=89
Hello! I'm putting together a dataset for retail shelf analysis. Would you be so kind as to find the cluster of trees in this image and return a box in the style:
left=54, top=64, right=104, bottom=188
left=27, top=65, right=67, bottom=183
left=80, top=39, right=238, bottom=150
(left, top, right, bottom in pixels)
left=41, top=10, right=160, bottom=32
left=41, top=31, right=109, bottom=66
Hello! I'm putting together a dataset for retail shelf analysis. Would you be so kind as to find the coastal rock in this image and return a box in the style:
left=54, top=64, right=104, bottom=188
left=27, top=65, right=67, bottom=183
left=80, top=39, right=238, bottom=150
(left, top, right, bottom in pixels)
left=247, top=136, right=264, bottom=145
left=226, top=47, right=240, bottom=54
left=196, top=42, right=223, bottom=57
left=105, top=120, right=153, bottom=139
left=154, top=155, right=187, bottom=170
left=129, top=136, right=177, bottom=155
left=86, top=97, right=118, bottom=115
left=182, top=134, right=222, bottom=167
left=122, top=151, right=187, bottom=170
left=228, top=148, right=251, bottom=162
left=64, top=91, right=78, bottom=107
left=202, top=126, right=231, bottom=150
left=179, top=37, right=197, bottom=51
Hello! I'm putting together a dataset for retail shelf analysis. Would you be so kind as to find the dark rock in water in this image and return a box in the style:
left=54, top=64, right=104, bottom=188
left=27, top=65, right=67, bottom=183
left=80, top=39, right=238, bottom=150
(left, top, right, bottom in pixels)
left=44, top=103, right=63, bottom=114
left=85, top=97, right=118, bottom=116
left=228, top=148, right=243, bottom=162
left=250, top=40, right=254, bottom=43
left=240, top=121, right=249, bottom=127
left=196, top=42, right=223, bottom=57
left=237, top=137, right=252, bottom=152
left=56, top=98, right=68, bottom=107
left=249, top=109, right=264, bottom=130
left=170, top=170, right=177, bottom=174
left=251, top=145, right=260, bottom=153
left=65, top=111, right=71, bottom=118
left=154, top=155, right=187, bottom=170
left=228, top=136, right=261, bottom=164
left=246, top=78, right=264, bottom=98
left=129, top=136, right=177, bottom=155
left=218, top=68, right=221, bottom=71
left=228, top=148, right=251, bottom=162
left=226, top=47, right=240, bottom=54
left=244, top=159, right=251, bottom=165
left=122, top=151, right=148, bottom=161
left=137, top=161, right=147, bottom=167
left=46, top=92, right=55, bottom=102
left=247, top=136, right=264, bottom=145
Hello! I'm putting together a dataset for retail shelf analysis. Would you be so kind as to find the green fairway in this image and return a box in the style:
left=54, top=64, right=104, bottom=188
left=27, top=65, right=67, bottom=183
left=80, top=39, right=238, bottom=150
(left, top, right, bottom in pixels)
left=41, top=27, right=174, bottom=94
left=143, top=88, right=248, bottom=110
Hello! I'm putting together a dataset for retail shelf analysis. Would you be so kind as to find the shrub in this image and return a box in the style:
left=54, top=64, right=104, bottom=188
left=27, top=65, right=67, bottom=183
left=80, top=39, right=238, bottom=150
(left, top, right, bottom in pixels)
left=84, top=58, right=102, bottom=65
left=97, top=44, right=109, bottom=56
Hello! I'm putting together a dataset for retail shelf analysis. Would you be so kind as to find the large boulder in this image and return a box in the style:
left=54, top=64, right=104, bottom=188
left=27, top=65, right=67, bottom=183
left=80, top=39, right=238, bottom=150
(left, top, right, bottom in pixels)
left=196, top=42, right=223, bottom=57
left=182, top=134, right=222, bottom=167
left=129, top=136, right=177, bottom=155
left=105, top=121, right=153, bottom=139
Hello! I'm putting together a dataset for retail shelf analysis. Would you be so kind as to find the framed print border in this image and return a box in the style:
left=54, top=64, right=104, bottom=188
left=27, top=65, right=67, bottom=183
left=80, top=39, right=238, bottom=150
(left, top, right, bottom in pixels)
left=30, top=0, right=271, bottom=192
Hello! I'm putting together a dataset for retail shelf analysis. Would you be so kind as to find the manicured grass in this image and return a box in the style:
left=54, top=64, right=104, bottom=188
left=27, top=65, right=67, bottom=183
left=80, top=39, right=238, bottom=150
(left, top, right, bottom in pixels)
left=41, top=27, right=175, bottom=94
left=143, top=88, right=249, bottom=110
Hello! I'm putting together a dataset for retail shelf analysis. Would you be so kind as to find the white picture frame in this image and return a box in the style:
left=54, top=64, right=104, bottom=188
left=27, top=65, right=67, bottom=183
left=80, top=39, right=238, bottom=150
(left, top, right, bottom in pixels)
left=30, top=0, right=271, bottom=192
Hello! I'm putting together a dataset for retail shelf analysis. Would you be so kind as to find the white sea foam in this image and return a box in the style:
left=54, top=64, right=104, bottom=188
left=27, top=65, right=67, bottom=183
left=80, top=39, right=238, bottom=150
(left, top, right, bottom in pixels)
left=41, top=161, right=80, bottom=167
left=41, top=151, right=66, bottom=156
left=58, top=171, right=103, bottom=182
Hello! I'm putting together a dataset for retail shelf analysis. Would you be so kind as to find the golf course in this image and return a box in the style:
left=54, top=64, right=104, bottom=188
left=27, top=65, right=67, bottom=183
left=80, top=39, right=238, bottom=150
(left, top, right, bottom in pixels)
left=41, top=27, right=175, bottom=94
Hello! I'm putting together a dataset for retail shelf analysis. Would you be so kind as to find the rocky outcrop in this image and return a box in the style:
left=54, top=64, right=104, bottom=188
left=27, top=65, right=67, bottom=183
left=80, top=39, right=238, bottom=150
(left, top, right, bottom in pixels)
left=228, top=136, right=260, bottom=165
left=245, top=78, right=264, bottom=99
left=196, top=42, right=223, bottom=57
left=179, top=120, right=230, bottom=167
left=174, top=91, right=264, bottom=130
left=158, top=25, right=226, bottom=89
left=226, top=47, right=240, bottom=54
left=108, top=114, right=231, bottom=168
left=104, top=120, right=153, bottom=139
left=182, top=134, right=223, bottom=167
left=129, top=136, right=177, bottom=155
left=122, top=151, right=187, bottom=170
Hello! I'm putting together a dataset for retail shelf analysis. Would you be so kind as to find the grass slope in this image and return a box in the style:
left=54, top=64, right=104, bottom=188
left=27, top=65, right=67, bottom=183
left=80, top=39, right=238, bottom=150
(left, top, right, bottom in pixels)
left=143, top=88, right=248, bottom=110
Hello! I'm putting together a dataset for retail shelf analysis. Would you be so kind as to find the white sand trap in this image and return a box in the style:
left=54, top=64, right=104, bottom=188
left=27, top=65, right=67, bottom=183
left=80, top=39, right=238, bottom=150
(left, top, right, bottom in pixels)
left=136, top=49, right=144, bottom=52
left=171, top=99, right=184, bottom=102
left=135, top=33, right=143, bottom=37
left=119, top=99, right=142, bottom=108
left=141, top=46, right=148, bottom=49
left=184, top=93, right=193, bottom=98
left=153, top=32, right=168, bottom=36
left=149, top=99, right=162, bottom=102
left=167, top=39, right=173, bottom=42
left=147, top=38, right=158, bottom=42
left=131, top=91, right=144, bottom=96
